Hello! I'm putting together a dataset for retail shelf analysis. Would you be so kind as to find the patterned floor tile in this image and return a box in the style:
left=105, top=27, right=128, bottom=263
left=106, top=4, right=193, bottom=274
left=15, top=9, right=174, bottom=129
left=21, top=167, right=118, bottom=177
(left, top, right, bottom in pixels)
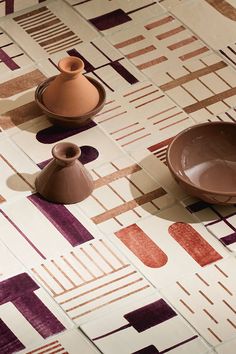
left=1, top=0, right=98, bottom=61
left=219, top=41, right=236, bottom=69
left=158, top=0, right=191, bottom=10
left=81, top=292, right=210, bottom=354
left=161, top=257, right=236, bottom=346
left=182, top=197, right=236, bottom=253
left=31, top=238, right=154, bottom=325
left=215, top=337, right=236, bottom=354
left=107, top=203, right=229, bottom=288
left=76, top=152, right=175, bottom=234
left=171, top=0, right=236, bottom=50
left=0, top=138, right=39, bottom=204
left=0, top=0, right=48, bottom=17
left=65, top=0, right=165, bottom=35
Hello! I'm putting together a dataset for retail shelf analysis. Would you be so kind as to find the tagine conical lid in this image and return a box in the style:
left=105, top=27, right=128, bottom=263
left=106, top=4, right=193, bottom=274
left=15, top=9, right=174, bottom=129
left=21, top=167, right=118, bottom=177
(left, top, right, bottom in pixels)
left=42, top=57, right=100, bottom=117
left=35, top=142, right=94, bottom=204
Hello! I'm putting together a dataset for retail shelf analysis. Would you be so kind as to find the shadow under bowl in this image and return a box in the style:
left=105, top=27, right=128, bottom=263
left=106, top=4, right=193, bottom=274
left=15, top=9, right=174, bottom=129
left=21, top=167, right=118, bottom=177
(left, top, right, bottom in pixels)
left=166, top=121, right=236, bottom=205
left=35, top=75, right=106, bottom=128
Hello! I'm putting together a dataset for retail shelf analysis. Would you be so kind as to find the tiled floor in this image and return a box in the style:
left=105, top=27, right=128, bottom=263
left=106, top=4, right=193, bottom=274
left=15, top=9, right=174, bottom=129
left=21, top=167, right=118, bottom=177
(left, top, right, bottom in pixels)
left=0, top=0, right=236, bottom=353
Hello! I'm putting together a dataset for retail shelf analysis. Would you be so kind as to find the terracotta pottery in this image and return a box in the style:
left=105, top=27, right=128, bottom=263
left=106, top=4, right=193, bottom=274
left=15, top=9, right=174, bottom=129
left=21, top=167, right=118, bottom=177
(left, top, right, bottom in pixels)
left=42, top=57, right=100, bottom=117
left=166, top=122, right=236, bottom=205
left=35, top=142, right=94, bottom=204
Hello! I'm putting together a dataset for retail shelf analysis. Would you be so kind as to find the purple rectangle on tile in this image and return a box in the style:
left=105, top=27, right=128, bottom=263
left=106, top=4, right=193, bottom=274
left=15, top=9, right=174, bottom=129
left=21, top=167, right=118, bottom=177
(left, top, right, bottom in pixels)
left=89, top=9, right=132, bottom=31
left=221, top=232, right=236, bottom=245
left=0, top=48, right=19, bottom=70
left=124, top=299, right=177, bottom=332
left=132, top=345, right=160, bottom=354
left=0, top=319, right=25, bottom=354
left=111, top=61, right=138, bottom=84
left=28, top=194, right=94, bottom=246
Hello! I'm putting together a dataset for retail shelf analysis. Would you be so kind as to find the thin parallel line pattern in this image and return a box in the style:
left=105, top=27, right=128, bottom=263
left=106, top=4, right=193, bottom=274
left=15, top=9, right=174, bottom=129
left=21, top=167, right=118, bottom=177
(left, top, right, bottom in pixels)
left=146, top=106, right=176, bottom=119
left=123, top=83, right=153, bottom=97
left=180, top=299, right=194, bottom=313
left=91, top=194, right=107, bottom=212
left=160, top=61, right=227, bottom=91
left=110, top=122, right=139, bottom=135
left=55, top=265, right=130, bottom=297
left=23, top=14, right=56, bottom=30
left=225, top=111, right=236, bottom=122
left=59, top=270, right=137, bottom=306
left=89, top=243, right=115, bottom=270
left=31, top=268, right=57, bottom=296
left=168, top=36, right=197, bottom=50
left=137, top=56, right=167, bottom=70
left=127, top=45, right=156, bottom=59
left=25, top=19, right=61, bottom=34
left=97, top=110, right=127, bottom=123
left=126, top=2, right=156, bottom=15
left=51, top=259, right=76, bottom=287
left=92, top=71, right=114, bottom=92
left=129, top=89, right=159, bottom=103
left=180, top=83, right=199, bottom=101
left=135, top=94, right=165, bottom=108
left=214, top=264, right=228, bottom=277
left=60, top=255, right=86, bottom=282
left=91, top=187, right=164, bottom=223
left=154, top=146, right=168, bottom=154
left=26, top=340, right=59, bottom=354
left=114, top=35, right=145, bottom=49
left=121, top=133, right=151, bottom=147
left=96, top=105, right=121, bottom=117
left=179, top=46, right=209, bottom=61
left=214, top=70, right=233, bottom=88
left=71, top=285, right=150, bottom=319
left=199, top=290, right=214, bottom=304
left=218, top=281, right=233, bottom=296
left=153, top=111, right=183, bottom=125
left=34, top=26, right=68, bottom=42
left=42, top=264, right=66, bottom=291
left=159, top=117, right=189, bottom=130
left=116, top=127, right=146, bottom=141
left=50, top=349, right=66, bottom=354
left=40, top=31, right=76, bottom=47
left=47, top=39, right=82, bottom=54
left=99, top=239, right=125, bottom=266
left=176, top=281, right=190, bottom=295
left=81, top=247, right=106, bottom=275
left=15, top=7, right=49, bottom=24
left=29, top=343, right=63, bottom=354
left=227, top=318, right=236, bottom=329
left=220, top=49, right=236, bottom=66
left=70, top=251, right=96, bottom=278
left=203, top=309, right=218, bottom=323
left=0, top=42, right=13, bottom=49
left=195, top=273, right=209, bottom=286
left=93, top=164, right=141, bottom=188
left=156, top=26, right=185, bottom=40
left=0, top=154, right=34, bottom=189
left=19, top=10, right=52, bottom=26
left=0, top=210, right=46, bottom=259
left=145, top=15, right=174, bottom=30
left=32, top=23, right=67, bottom=39
left=223, top=299, right=236, bottom=314
left=66, top=278, right=144, bottom=312
left=155, top=152, right=166, bottom=159
left=208, top=328, right=222, bottom=343
left=228, top=46, right=236, bottom=56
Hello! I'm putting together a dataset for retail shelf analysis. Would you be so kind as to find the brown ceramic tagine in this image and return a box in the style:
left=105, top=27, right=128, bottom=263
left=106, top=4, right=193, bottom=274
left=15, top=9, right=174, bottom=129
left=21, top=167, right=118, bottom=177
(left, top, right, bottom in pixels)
left=35, top=142, right=94, bottom=204
left=35, top=57, right=106, bottom=127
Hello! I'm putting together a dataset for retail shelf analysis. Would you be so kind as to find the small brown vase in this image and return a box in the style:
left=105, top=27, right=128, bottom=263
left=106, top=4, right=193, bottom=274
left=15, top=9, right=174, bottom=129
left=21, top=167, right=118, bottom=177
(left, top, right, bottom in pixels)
left=42, top=57, right=100, bottom=117
left=35, top=142, right=94, bottom=204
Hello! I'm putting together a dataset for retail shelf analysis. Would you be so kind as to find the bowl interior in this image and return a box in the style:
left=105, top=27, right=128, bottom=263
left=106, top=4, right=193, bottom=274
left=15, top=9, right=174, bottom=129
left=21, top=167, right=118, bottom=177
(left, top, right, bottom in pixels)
left=168, top=123, right=236, bottom=194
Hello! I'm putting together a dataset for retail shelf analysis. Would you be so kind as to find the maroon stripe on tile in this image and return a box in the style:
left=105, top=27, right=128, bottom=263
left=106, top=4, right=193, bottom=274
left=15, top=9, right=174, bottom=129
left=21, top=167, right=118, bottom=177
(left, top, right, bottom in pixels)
left=28, top=194, right=94, bottom=246
left=132, top=345, right=159, bottom=354
left=0, top=48, right=20, bottom=70
left=221, top=232, right=236, bottom=245
left=5, top=0, right=14, bottom=15
left=67, top=49, right=95, bottom=72
left=14, top=6, right=47, bottom=21
left=36, top=120, right=96, bottom=144
left=89, top=9, right=132, bottom=31
left=111, top=61, right=138, bottom=84
left=0, top=319, right=25, bottom=353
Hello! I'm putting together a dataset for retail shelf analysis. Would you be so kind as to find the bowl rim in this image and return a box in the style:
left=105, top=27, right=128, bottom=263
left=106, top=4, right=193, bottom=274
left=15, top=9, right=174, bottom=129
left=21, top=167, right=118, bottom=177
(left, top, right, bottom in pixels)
left=166, top=121, right=236, bottom=196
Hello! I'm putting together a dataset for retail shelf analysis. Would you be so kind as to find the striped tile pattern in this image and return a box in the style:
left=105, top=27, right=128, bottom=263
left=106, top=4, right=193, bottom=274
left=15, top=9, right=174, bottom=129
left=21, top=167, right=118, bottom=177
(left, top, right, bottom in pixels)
left=14, top=6, right=82, bottom=55
left=32, top=239, right=152, bottom=323
left=219, top=43, right=236, bottom=68
left=26, top=340, right=68, bottom=354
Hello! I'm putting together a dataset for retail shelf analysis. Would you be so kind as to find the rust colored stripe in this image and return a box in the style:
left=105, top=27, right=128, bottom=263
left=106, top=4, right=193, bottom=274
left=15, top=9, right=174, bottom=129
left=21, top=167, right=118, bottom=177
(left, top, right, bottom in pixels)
left=218, top=281, right=233, bottom=295
left=123, top=84, right=153, bottom=97
left=180, top=299, right=194, bottom=313
left=176, top=281, right=190, bottom=295
left=115, top=35, right=145, bottom=49
left=159, top=116, right=189, bottom=130
left=26, top=340, right=60, bottom=353
left=205, top=0, right=236, bottom=21
left=153, top=111, right=183, bottom=125
left=179, top=46, right=209, bottom=61
left=14, top=6, right=47, bottom=21
left=115, top=224, right=168, bottom=268
left=195, top=273, right=209, bottom=286
left=0, top=195, right=6, bottom=203
left=127, top=45, right=156, bottom=59
left=26, top=18, right=60, bottom=34
left=149, top=137, right=174, bottom=152
left=160, top=61, right=227, bottom=91
left=135, top=94, right=165, bottom=108
left=214, top=264, right=228, bottom=277
left=39, top=30, right=75, bottom=47
left=92, top=188, right=166, bottom=224
left=223, top=300, right=236, bottom=314
left=184, top=87, right=236, bottom=114
left=0, top=70, right=47, bottom=98
left=94, top=164, right=141, bottom=188
left=137, top=56, right=167, bottom=70
left=145, top=15, right=174, bottom=30
left=156, top=26, right=185, bottom=40
left=129, top=89, right=159, bottom=103
left=199, top=290, right=214, bottom=304
left=168, top=222, right=222, bottom=266
left=168, top=36, right=197, bottom=50
left=208, top=328, right=222, bottom=343
left=31, top=268, right=57, bottom=296
left=146, top=106, right=176, bottom=120
left=227, top=318, right=236, bottom=329
left=0, top=102, right=42, bottom=129
left=100, top=239, right=126, bottom=266
left=121, top=133, right=151, bottom=147
left=203, top=309, right=218, bottom=323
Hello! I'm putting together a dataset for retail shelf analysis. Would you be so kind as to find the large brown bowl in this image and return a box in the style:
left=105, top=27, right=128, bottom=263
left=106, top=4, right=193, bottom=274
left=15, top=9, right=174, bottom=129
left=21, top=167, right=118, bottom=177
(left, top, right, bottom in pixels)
left=166, top=122, right=236, bottom=204
left=35, top=76, right=106, bottom=128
